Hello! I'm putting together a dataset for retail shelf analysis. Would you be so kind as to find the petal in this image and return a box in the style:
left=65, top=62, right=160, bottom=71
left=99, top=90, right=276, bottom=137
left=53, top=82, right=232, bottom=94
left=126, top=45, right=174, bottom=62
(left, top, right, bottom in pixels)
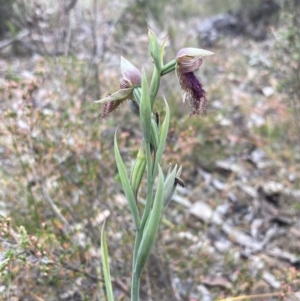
left=94, top=88, right=132, bottom=103
left=120, top=57, right=141, bottom=87
left=176, top=47, right=214, bottom=58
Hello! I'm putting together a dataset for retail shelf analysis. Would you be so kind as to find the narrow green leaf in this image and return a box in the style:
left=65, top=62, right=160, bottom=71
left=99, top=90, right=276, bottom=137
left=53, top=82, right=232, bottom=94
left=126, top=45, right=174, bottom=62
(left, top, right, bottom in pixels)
left=139, top=141, right=153, bottom=233
left=101, top=221, right=114, bottom=301
left=114, top=128, right=140, bottom=229
left=130, top=141, right=146, bottom=199
left=140, top=70, right=151, bottom=142
left=153, top=97, right=170, bottom=178
left=134, top=165, right=164, bottom=277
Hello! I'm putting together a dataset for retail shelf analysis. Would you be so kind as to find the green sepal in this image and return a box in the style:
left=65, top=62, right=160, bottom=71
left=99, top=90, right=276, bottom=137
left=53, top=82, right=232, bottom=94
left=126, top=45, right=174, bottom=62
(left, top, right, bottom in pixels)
left=95, top=88, right=132, bottom=103
left=114, top=128, right=140, bottom=229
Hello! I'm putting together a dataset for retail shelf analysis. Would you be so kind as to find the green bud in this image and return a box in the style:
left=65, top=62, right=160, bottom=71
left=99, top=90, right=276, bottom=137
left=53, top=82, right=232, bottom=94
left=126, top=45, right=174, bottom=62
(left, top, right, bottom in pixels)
left=150, top=116, right=159, bottom=151
left=148, top=29, right=161, bottom=72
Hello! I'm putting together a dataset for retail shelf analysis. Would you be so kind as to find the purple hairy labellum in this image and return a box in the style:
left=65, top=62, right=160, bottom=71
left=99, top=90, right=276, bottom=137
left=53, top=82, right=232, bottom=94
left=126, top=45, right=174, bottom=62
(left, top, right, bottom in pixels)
left=178, top=71, right=207, bottom=116
left=101, top=100, right=123, bottom=119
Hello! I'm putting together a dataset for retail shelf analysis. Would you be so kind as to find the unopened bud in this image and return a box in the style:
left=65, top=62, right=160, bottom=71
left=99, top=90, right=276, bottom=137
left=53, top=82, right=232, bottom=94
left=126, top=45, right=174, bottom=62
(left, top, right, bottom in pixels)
left=148, top=29, right=161, bottom=72
left=150, top=117, right=159, bottom=151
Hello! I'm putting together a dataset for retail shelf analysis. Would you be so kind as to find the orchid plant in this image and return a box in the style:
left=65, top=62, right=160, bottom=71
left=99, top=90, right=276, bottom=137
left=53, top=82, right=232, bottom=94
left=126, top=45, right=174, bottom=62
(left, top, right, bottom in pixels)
left=96, top=30, right=213, bottom=301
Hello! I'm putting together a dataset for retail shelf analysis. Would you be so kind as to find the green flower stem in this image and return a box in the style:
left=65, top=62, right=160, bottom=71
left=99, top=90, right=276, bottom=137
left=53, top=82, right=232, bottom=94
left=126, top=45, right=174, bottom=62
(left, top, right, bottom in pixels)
left=132, top=226, right=143, bottom=268
left=140, top=141, right=153, bottom=231
left=131, top=226, right=143, bottom=301
left=150, top=67, right=160, bottom=108
left=131, top=141, right=152, bottom=301
left=160, top=59, right=176, bottom=76
left=131, top=270, right=140, bottom=301
left=134, top=87, right=159, bottom=151
left=140, top=71, right=152, bottom=143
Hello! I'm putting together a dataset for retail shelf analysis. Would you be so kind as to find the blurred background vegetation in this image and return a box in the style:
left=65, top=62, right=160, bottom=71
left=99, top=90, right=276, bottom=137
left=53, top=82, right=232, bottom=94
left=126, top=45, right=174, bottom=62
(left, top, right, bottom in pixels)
left=0, top=0, right=300, bottom=300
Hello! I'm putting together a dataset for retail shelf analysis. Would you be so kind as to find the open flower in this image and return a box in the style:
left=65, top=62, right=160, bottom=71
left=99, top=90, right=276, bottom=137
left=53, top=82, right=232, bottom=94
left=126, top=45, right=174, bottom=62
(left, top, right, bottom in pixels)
left=176, top=48, right=213, bottom=116
left=95, top=57, right=141, bottom=118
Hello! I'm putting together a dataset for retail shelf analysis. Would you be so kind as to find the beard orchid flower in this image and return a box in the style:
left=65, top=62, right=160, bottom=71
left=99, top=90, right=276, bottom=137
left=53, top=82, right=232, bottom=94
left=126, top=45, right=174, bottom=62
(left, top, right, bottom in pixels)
left=95, top=57, right=141, bottom=118
left=176, top=48, right=214, bottom=116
